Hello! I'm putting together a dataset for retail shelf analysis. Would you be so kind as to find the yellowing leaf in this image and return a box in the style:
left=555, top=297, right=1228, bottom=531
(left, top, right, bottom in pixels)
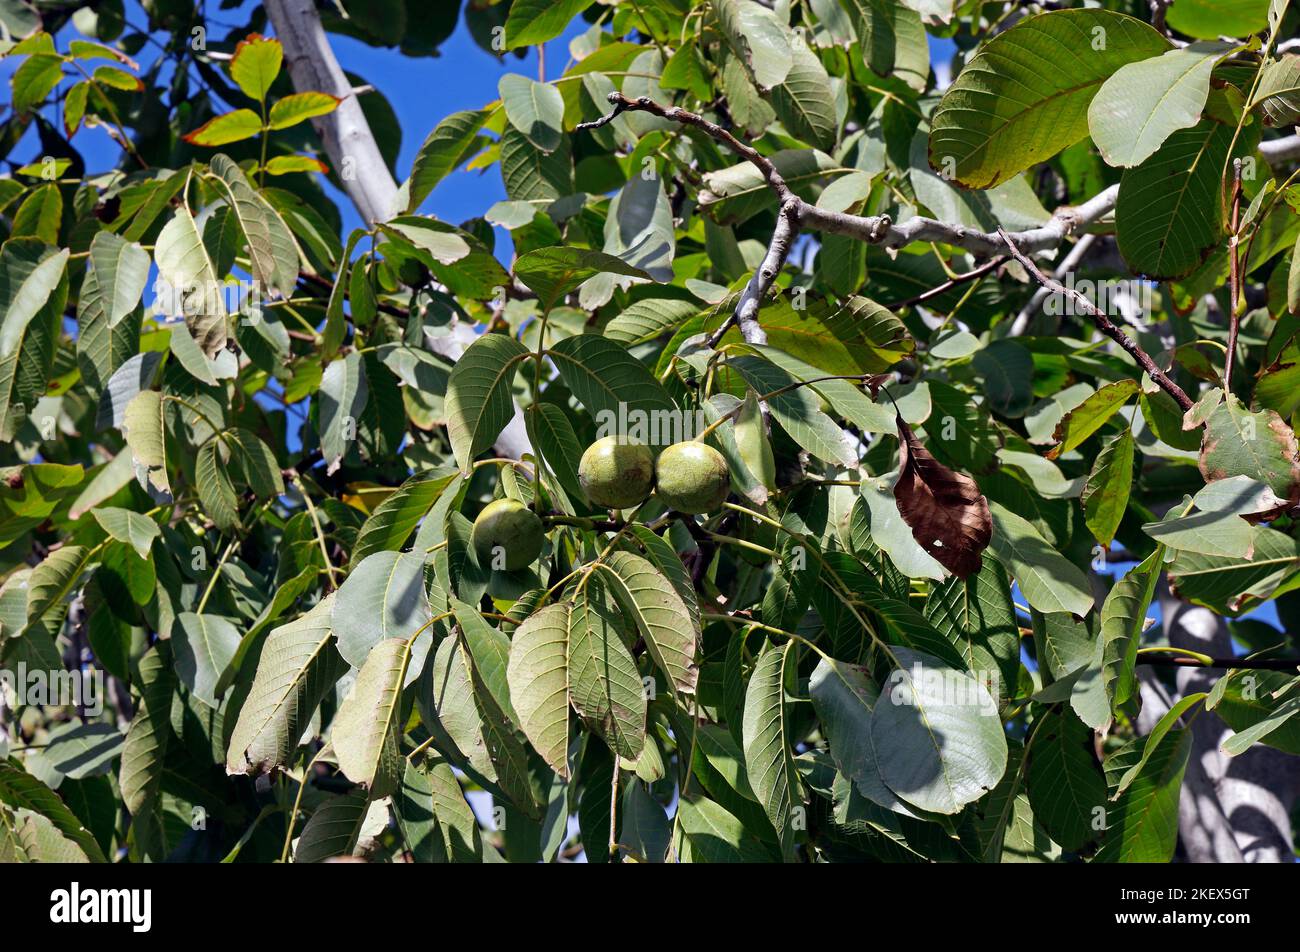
left=183, top=109, right=264, bottom=147
left=263, top=154, right=328, bottom=176
left=230, top=33, right=282, bottom=102
left=267, top=91, right=341, bottom=130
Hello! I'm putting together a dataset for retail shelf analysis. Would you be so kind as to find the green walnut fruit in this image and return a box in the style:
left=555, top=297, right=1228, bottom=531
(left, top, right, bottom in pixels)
left=578, top=436, right=655, bottom=509
left=470, top=498, right=544, bottom=571
left=655, top=441, right=731, bottom=514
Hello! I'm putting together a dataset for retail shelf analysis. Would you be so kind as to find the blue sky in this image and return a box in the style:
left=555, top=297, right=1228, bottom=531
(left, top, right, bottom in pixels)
left=1, top=1, right=589, bottom=241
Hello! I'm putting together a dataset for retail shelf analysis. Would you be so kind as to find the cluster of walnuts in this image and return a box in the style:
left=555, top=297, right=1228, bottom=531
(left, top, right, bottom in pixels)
left=470, top=438, right=730, bottom=568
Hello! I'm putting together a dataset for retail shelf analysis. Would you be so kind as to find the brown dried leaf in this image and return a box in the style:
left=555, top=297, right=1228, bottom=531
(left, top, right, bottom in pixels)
left=893, top=414, right=992, bottom=579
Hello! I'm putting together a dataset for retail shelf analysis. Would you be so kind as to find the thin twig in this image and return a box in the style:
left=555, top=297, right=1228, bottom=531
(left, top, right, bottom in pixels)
left=1225, top=158, right=1244, bottom=393
left=1137, top=654, right=1300, bottom=672
left=1008, top=233, right=1096, bottom=336
left=886, top=255, right=1008, bottom=310
left=998, top=229, right=1195, bottom=412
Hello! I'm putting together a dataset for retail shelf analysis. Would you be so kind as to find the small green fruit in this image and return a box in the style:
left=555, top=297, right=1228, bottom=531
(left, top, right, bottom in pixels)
left=471, top=498, right=544, bottom=570
left=655, top=441, right=731, bottom=514
left=578, top=436, right=655, bottom=509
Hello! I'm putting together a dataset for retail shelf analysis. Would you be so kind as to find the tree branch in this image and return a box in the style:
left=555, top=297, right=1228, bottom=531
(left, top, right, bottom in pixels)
left=579, top=93, right=1117, bottom=259
left=264, top=0, right=398, bottom=224
left=998, top=229, right=1195, bottom=412
left=707, top=199, right=802, bottom=346
left=1261, top=133, right=1300, bottom=165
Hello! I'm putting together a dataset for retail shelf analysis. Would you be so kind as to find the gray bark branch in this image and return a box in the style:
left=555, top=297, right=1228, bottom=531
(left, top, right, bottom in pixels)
left=263, top=0, right=399, bottom=225
left=265, top=0, right=531, bottom=462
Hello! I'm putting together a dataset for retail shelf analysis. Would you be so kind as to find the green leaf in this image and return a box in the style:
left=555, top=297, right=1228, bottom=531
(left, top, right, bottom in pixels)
left=500, top=124, right=574, bottom=202
left=499, top=74, right=564, bottom=153
left=619, top=782, right=671, bottom=862
left=230, top=34, right=283, bottom=102
left=1096, top=730, right=1190, bottom=862
left=923, top=557, right=1021, bottom=704
left=406, top=109, right=489, bottom=212
left=155, top=204, right=226, bottom=357
left=382, top=216, right=472, bottom=266
left=0, top=761, right=107, bottom=863
left=1166, top=0, right=1271, bottom=39
left=1168, top=525, right=1300, bottom=616
left=397, top=754, right=489, bottom=863
left=183, top=109, right=264, bottom=146
left=1216, top=672, right=1300, bottom=755
left=267, top=91, right=340, bottom=130
left=12, top=53, right=63, bottom=113
left=1025, top=708, right=1106, bottom=851
left=1084, top=551, right=1163, bottom=730
left=0, top=245, right=68, bottom=360
left=397, top=755, right=495, bottom=863
left=971, top=341, right=1035, bottom=418
left=445, top=332, right=528, bottom=473
left=351, top=467, right=459, bottom=569
left=530, top=402, right=586, bottom=506
left=505, top=601, right=572, bottom=778
left=988, top=501, right=1094, bottom=617
left=870, top=646, right=1008, bottom=815
left=567, top=577, right=646, bottom=760
left=196, top=439, right=239, bottom=532
left=597, top=550, right=699, bottom=696
left=1081, top=429, right=1134, bottom=547
left=1117, top=693, right=1207, bottom=793
left=929, top=9, right=1169, bottom=188
left=547, top=334, right=677, bottom=444
left=729, top=355, right=857, bottom=466
left=320, top=351, right=369, bottom=473
left=676, top=795, right=775, bottom=862
left=88, top=231, right=150, bottom=328
left=809, top=655, right=909, bottom=813
left=263, top=154, right=328, bottom=176
left=504, top=0, right=593, bottom=49
left=1143, top=509, right=1256, bottom=558
left=333, top=636, right=413, bottom=797
left=295, top=792, right=370, bottom=863
left=227, top=427, right=285, bottom=499
left=119, top=643, right=175, bottom=818
left=514, top=247, right=650, bottom=312
left=420, top=635, right=501, bottom=783
left=1198, top=391, right=1300, bottom=506
left=742, top=639, right=803, bottom=859
left=715, top=0, right=794, bottom=89
left=845, top=0, right=930, bottom=93
left=10, top=184, right=62, bottom=244
left=771, top=44, right=838, bottom=150
left=1089, top=42, right=1234, bottom=168
left=332, top=550, right=432, bottom=670
left=1047, top=379, right=1137, bottom=460
left=1253, top=54, right=1300, bottom=127
left=209, top=153, right=300, bottom=300
left=122, top=390, right=170, bottom=503
left=24, top=544, right=90, bottom=633
left=226, top=596, right=345, bottom=776
left=93, top=64, right=141, bottom=91
left=171, top=611, right=241, bottom=708
left=1115, top=116, right=1237, bottom=280
left=91, top=506, right=159, bottom=559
